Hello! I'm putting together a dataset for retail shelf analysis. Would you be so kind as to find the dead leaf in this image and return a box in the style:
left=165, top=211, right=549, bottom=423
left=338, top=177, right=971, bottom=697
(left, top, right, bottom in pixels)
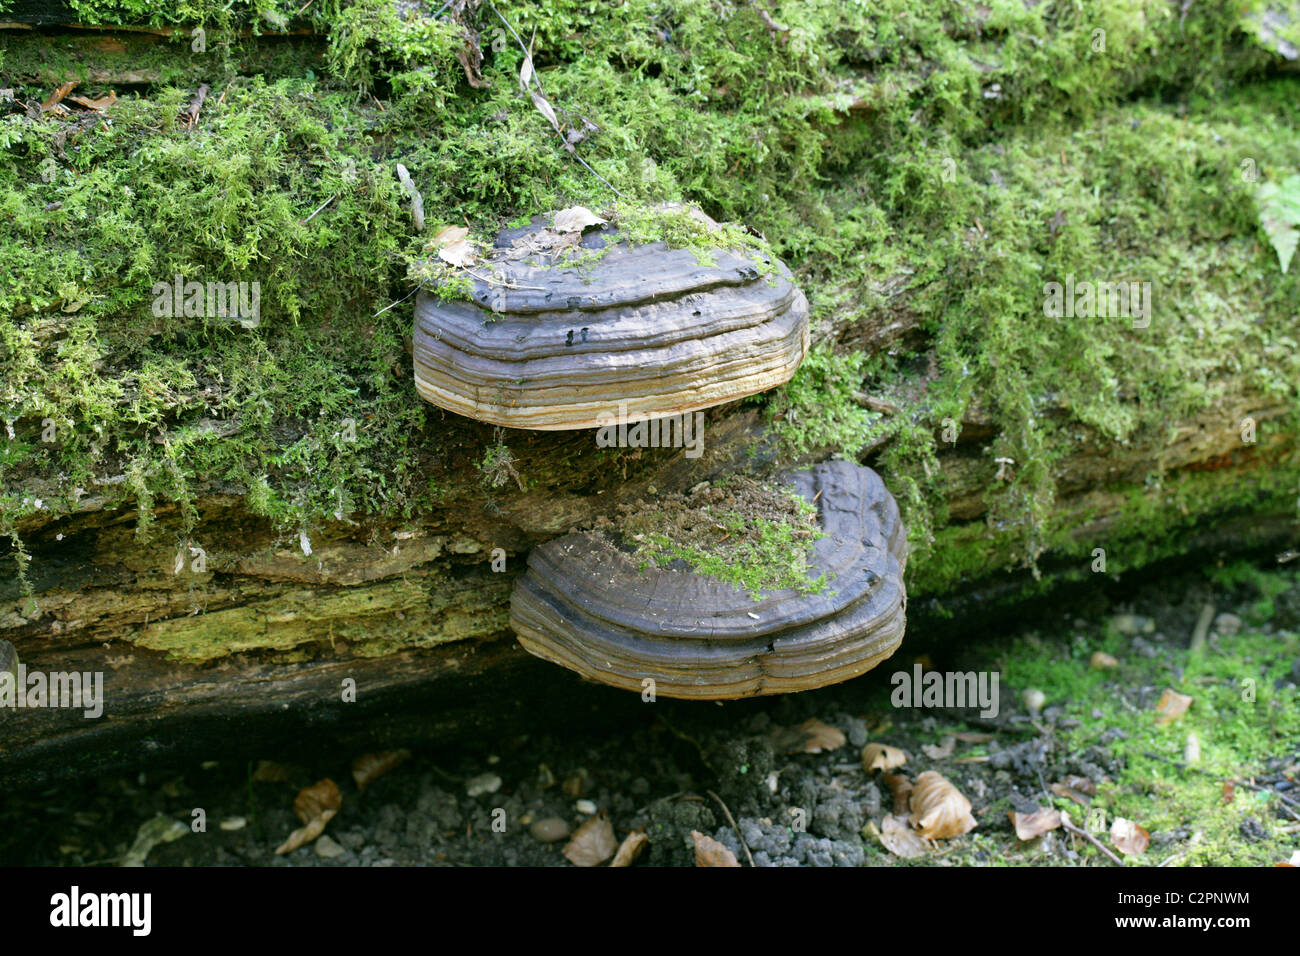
left=774, top=717, right=846, bottom=754
left=274, top=809, right=336, bottom=855
left=563, top=812, right=618, bottom=867
left=68, top=91, right=117, bottom=112
left=275, top=776, right=342, bottom=855
left=1050, top=782, right=1091, bottom=807
left=1090, top=651, right=1120, bottom=670
left=1222, top=781, right=1236, bottom=804
left=518, top=54, right=534, bottom=91
left=41, top=81, right=76, bottom=112
left=909, top=771, right=977, bottom=840
left=552, top=205, right=607, bottom=234
left=293, top=778, right=342, bottom=824
left=1010, top=807, right=1062, bottom=840
left=861, top=742, right=907, bottom=772
left=882, top=772, right=913, bottom=814
left=921, top=736, right=955, bottom=760
left=251, top=759, right=292, bottom=783
left=873, top=814, right=930, bottom=859
left=529, top=89, right=561, bottom=134
left=432, top=224, right=475, bottom=267
left=1061, top=774, right=1097, bottom=796
left=352, top=750, right=410, bottom=791
left=609, top=830, right=648, bottom=867
left=1154, top=688, right=1193, bottom=725
left=951, top=731, right=996, bottom=744
left=691, top=830, right=740, bottom=867
left=1110, top=817, right=1150, bottom=856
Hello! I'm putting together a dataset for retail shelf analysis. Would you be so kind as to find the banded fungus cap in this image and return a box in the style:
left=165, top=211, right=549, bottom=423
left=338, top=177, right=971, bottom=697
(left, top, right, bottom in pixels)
left=509, top=461, right=907, bottom=699
left=413, top=208, right=810, bottom=430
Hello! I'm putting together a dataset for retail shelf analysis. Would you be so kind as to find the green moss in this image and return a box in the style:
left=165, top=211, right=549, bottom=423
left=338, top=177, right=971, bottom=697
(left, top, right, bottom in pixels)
left=2, top=0, right=1298, bottom=615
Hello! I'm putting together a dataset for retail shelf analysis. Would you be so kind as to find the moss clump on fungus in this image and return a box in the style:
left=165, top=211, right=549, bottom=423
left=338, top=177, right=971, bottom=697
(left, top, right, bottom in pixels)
left=1, top=0, right=1298, bottom=617
left=606, top=477, right=828, bottom=600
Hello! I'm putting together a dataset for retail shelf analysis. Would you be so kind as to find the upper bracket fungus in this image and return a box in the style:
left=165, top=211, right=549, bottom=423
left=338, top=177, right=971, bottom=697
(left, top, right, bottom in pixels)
left=413, top=208, right=810, bottom=430
left=509, top=460, right=907, bottom=699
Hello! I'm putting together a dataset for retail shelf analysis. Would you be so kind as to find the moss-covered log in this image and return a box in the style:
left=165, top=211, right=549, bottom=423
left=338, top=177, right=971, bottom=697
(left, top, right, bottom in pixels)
left=2, top=1, right=1299, bottom=779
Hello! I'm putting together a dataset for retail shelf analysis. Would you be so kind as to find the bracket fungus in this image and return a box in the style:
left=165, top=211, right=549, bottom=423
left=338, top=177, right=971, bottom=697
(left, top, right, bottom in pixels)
left=510, top=461, right=907, bottom=699
left=413, top=210, right=810, bottom=430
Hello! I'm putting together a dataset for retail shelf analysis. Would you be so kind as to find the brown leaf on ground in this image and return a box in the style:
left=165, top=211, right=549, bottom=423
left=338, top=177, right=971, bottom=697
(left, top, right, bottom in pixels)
left=882, top=772, right=913, bottom=814
left=1050, top=782, right=1091, bottom=807
left=293, top=778, right=342, bottom=825
left=910, top=771, right=977, bottom=840
left=1061, top=774, right=1097, bottom=796
left=922, top=736, right=955, bottom=760
left=609, top=830, right=648, bottom=867
left=1154, top=688, right=1193, bottom=724
left=1010, top=808, right=1063, bottom=840
left=68, top=91, right=117, bottom=112
left=692, top=830, right=741, bottom=867
left=250, top=759, right=292, bottom=783
left=951, top=731, right=996, bottom=744
left=563, top=812, right=618, bottom=867
left=274, top=808, right=337, bottom=855
left=861, top=742, right=907, bottom=772
left=774, top=718, right=846, bottom=754
left=352, top=750, right=411, bottom=791
left=1110, top=817, right=1150, bottom=856
left=873, top=814, right=930, bottom=859
left=41, top=81, right=76, bottom=112
left=1222, top=781, right=1236, bottom=804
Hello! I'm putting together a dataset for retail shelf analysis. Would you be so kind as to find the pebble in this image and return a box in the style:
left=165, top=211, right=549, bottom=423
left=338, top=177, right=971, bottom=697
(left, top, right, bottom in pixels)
left=1090, top=651, right=1119, bottom=670
left=466, top=773, right=502, bottom=797
left=529, top=817, right=571, bottom=843
left=314, top=835, right=346, bottom=859
left=1112, top=613, right=1154, bottom=636
left=219, top=817, right=246, bottom=831
left=1212, top=613, right=1242, bottom=637
left=1023, top=688, right=1046, bottom=711
left=575, top=799, right=598, bottom=815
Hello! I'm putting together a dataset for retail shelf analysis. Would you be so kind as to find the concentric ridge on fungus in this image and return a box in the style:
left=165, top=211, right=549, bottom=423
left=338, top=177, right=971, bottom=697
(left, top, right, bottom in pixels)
left=413, top=217, right=810, bottom=430
left=509, top=461, right=908, bottom=699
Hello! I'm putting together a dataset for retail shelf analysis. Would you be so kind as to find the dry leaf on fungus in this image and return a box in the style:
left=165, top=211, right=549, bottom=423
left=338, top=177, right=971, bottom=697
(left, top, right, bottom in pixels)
left=563, top=812, right=618, bottom=867
left=610, top=830, right=648, bottom=867
left=552, top=206, right=607, bottom=234
left=1154, top=688, right=1193, bottom=725
left=909, top=771, right=977, bottom=840
left=862, top=742, right=907, bottom=772
left=692, top=830, right=741, bottom=867
left=1010, top=808, right=1062, bottom=840
left=1110, top=817, right=1150, bottom=856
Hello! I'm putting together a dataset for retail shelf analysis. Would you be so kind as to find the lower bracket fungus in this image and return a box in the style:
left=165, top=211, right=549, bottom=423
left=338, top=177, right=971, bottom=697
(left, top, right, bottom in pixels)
left=412, top=208, right=810, bottom=430
left=510, top=461, right=907, bottom=699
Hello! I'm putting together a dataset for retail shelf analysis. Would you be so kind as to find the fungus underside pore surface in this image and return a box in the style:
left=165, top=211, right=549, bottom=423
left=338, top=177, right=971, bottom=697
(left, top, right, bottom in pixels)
left=598, top=477, right=828, bottom=600
left=2, top=0, right=1299, bottom=627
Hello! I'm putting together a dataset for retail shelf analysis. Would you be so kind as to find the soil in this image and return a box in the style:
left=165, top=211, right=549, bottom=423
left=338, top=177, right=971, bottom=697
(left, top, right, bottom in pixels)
left=3, top=558, right=1298, bottom=867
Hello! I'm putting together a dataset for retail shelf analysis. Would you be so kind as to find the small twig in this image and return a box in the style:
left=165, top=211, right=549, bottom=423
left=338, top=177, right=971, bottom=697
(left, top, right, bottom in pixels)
left=372, top=280, right=427, bottom=318
left=300, top=193, right=337, bottom=224
left=1061, top=815, right=1124, bottom=866
left=1188, top=602, right=1215, bottom=654
left=706, top=790, right=754, bottom=867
